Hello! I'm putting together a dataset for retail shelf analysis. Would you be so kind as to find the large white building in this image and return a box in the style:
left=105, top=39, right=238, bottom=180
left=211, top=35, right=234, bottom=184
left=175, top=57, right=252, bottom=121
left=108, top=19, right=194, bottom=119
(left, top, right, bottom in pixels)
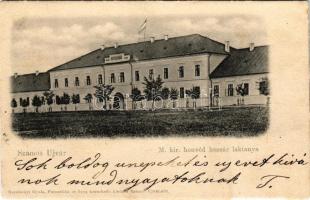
left=10, top=34, right=269, bottom=112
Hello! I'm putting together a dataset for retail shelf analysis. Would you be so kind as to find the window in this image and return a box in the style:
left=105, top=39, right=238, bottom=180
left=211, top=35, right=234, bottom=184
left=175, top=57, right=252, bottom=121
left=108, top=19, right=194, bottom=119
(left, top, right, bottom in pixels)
left=19, top=98, right=22, bottom=106
left=135, top=71, right=140, bottom=81
left=195, top=65, right=200, bottom=77
left=259, top=81, right=267, bottom=95
left=111, top=73, right=115, bottom=83
left=244, top=83, right=249, bottom=96
left=149, top=69, right=154, bottom=79
left=75, top=77, right=79, bottom=86
left=179, top=66, right=184, bottom=78
left=164, top=68, right=168, bottom=79
left=64, top=78, right=68, bottom=87
left=227, top=84, right=234, bottom=96
left=105, top=53, right=130, bottom=64
left=54, top=79, right=58, bottom=88
left=86, top=76, right=91, bottom=85
left=120, top=72, right=125, bottom=82
left=180, top=87, right=185, bottom=98
left=214, top=85, right=219, bottom=97
left=98, top=74, right=103, bottom=84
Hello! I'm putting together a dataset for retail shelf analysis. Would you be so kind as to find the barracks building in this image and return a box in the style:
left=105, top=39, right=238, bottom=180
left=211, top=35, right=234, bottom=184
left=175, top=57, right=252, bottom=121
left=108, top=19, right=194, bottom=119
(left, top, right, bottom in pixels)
left=10, top=34, right=269, bottom=112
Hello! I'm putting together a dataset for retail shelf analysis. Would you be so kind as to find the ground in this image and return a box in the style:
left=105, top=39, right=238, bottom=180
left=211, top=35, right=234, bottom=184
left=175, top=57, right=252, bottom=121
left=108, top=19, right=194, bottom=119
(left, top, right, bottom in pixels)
left=12, top=106, right=268, bottom=138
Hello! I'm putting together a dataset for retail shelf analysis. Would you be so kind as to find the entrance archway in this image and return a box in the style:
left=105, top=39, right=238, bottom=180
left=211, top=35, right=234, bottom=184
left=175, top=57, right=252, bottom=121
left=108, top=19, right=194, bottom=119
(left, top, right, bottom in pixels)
left=113, top=92, right=125, bottom=110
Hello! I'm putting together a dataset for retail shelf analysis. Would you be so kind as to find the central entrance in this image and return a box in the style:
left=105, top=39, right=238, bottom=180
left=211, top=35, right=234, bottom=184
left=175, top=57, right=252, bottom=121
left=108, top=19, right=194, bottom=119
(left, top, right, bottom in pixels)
left=113, top=92, right=125, bottom=110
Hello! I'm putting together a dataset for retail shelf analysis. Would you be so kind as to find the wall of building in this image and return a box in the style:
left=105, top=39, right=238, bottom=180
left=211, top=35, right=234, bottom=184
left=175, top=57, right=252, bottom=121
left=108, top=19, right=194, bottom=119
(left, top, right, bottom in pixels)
left=11, top=91, right=48, bottom=113
left=49, top=66, right=104, bottom=104
left=211, top=73, right=269, bottom=106
left=209, top=54, right=227, bottom=74
left=129, top=54, right=212, bottom=104
left=10, top=53, right=268, bottom=113
left=46, top=53, right=222, bottom=109
left=104, top=62, right=132, bottom=96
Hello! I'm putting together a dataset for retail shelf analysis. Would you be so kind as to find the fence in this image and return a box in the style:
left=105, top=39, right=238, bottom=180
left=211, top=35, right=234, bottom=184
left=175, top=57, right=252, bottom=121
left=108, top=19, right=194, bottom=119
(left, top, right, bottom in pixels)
left=11, top=95, right=268, bottom=113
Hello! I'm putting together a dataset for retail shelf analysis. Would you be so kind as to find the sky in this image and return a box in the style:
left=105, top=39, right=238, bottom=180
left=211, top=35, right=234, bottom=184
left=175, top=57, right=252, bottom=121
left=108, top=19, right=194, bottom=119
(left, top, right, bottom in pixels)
left=12, top=15, right=267, bottom=75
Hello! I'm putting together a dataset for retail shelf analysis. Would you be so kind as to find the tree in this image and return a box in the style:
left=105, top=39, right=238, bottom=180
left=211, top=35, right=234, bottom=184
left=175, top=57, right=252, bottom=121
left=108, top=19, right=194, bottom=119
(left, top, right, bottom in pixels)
left=94, top=84, right=114, bottom=110
left=236, top=83, right=247, bottom=105
left=11, top=98, right=17, bottom=113
left=61, top=93, right=70, bottom=111
left=84, top=93, right=93, bottom=110
left=161, top=87, right=170, bottom=108
left=130, top=87, right=142, bottom=109
left=11, top=98, right=17, bottom=108
left=142, top=75, right=164, bottom=109
left=41, top=96, right=45, bottom=106
left=236, top=84, right=246, bottom=96
left=21, top=98, right=29, bottom=113
left=186, top=87, right=200, bottom=108
left=71, top=94, right=80, bottom=111
left=186, top=87, right=200, bottom=99
left=32, top=95, right=43, bottom=112
left=257, top=77, right=270, bottom=105
left=258, top=77, right=269, bottom=96
left=161, top=87, right=170, bottom=100
left=43, top=91, right=54, bottom=112
left=170, top=88, right=179, bottom=108
left=55, top=95, right=61, bottom=105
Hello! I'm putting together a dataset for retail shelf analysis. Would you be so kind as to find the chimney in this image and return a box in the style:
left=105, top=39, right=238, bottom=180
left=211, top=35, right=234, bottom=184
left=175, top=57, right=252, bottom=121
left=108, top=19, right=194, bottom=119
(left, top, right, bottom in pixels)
left=114, top=43, right=118, bottom=48
left=35, top=70, right=39, bottom=76
left=14, top=73, right=18, bottom=78
left=225, top=41, right=230, bottom=52
left=164, top=35, right=168, bottom=41
left=100, top=44, right=105, bottom=50
left=150, top=37, right=155, bottom=43
left=249, top=43, right=255, bottom=51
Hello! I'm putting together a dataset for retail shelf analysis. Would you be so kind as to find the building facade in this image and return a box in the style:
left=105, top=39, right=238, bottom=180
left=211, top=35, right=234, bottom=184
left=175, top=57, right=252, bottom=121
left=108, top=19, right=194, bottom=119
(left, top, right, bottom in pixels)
left=10, top=34, right=269, bottom=113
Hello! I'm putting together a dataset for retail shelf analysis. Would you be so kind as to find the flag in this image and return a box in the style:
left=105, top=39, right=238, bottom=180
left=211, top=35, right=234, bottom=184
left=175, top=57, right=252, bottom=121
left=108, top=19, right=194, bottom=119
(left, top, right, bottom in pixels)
left=138, top=18, right=147, bottom=34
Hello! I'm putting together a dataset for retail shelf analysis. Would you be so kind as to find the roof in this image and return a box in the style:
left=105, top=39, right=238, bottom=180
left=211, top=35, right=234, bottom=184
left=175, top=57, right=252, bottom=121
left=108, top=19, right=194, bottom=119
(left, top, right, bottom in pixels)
left=11, top=72, right=50, bottom=93
left=210, top=46, right=269, bottom=78
left=49, top=34, right=230, bottom=71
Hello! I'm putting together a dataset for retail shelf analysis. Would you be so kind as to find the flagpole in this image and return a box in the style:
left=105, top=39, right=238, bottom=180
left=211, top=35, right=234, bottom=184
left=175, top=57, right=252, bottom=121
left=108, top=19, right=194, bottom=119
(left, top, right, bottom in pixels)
left=144, top=24, right=146, bottom=41
left=138, top=18, right=147, bottom=42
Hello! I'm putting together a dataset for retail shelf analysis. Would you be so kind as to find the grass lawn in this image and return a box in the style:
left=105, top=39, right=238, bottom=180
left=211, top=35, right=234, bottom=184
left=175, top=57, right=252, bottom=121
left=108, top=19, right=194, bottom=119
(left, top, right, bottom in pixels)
left=12, top=106, right=269, bottom=138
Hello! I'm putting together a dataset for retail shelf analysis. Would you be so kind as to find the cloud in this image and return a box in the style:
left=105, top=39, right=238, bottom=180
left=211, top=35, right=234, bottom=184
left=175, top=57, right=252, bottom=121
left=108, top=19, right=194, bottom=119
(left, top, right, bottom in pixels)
left=12, top=21, right=128, bottom=73
left=12, top=17, right=267, bottom=74
left=14, top=22, right=127, bottom=48
left=164, top=17, right=267, bottom=48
